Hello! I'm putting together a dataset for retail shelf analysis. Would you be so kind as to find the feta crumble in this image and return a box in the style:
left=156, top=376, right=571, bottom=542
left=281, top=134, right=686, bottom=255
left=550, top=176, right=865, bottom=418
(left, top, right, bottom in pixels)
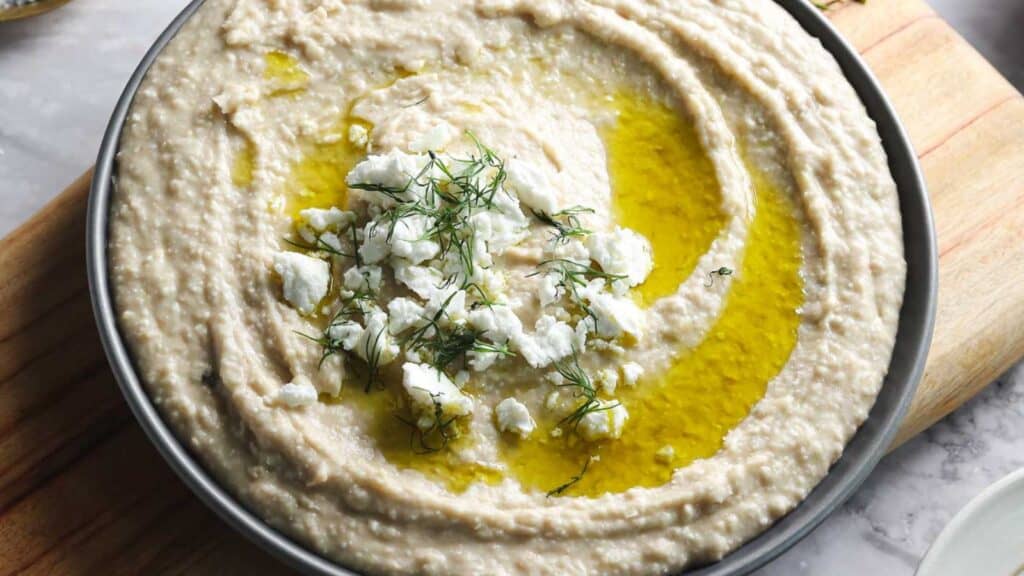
left=273, top=252, right=330, bottom=314
left=354, top=311, right=400, bottom=367
left=327, top=320, right=363, bottom=351
left=578, top=401, right=629, bottom=441
left=402, top=363, right=473, bottom=430
left=468, top=306, right=524, bottom=344
left=358, top=222, right=391, bottom=264
left=276, top=376, right=318, bottom=407
left=621, top=362, right=644, bottom=386
left=299, top=207, right=355, bottom=232
left=505, top=158, right=559, bottom=215
left=392, top=259, right=445, bottom=300
left=514, top=315, right=575, bottom=368
left=345, top=150, right=433, bottom=207
left=389, top=214, right=440, bottom=264
left=343, top=265, right=383, bottom=293
left=494, top=397, right=536, bottom=438
left=580, top=282, right=646, bottom=340
left=586, top=227, right=654, bottom=292
left=387, top=298, right=425, bottom=334
left=596, top=368, right=619, bottom=394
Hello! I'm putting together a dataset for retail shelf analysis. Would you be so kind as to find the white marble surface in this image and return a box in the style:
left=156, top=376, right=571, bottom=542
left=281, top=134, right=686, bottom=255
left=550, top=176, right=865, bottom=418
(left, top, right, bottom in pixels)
left=0, top=1, right=1021, bottom=575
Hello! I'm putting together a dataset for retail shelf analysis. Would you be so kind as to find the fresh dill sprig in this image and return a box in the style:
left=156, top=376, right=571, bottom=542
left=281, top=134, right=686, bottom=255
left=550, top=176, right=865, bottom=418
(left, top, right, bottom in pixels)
left=404, top=290, right=512, bottom=372
left=360, top=323, right=386, bottom=393
left=283, top=236, right=348, bottom=257
left=531, top=206, right=594, bottom=245
left=430, top=326, right=513, bottom=372
left=552, top=351, right=619, bottom=431
left=704, top=266, right=733, bottom=287
left=546, top=457, right=591, bottom=498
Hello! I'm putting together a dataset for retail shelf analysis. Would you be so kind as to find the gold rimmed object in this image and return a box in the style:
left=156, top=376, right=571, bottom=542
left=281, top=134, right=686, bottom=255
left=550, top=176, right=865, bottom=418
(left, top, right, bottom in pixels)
left=0, top=0, right=73, bottom=22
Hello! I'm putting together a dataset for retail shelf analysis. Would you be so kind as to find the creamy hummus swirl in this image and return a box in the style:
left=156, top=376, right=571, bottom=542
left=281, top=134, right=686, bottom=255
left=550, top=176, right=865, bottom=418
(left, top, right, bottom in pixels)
left=110, top=0, right=905, bottom=574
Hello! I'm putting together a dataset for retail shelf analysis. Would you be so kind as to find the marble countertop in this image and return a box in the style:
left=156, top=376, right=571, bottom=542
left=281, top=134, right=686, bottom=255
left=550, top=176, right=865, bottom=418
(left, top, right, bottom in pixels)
left=1, top=1, right=1021, bottom=574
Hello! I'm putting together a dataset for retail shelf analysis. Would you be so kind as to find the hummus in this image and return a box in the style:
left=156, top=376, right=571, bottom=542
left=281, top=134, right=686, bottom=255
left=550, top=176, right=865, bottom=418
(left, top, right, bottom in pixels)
left=110, top=0, right=906, bottom=574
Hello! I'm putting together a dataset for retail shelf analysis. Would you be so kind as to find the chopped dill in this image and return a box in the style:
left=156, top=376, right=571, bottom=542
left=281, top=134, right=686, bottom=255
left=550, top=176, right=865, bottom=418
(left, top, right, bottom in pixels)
left=552, top=351, right=619, bottom=431
left=705, top=266, right=733, bottom=287
left=283, top=236, right=348, bottom=257
left=404, top=290, right=512, bottom=372
left=546, top=457, right=591, bottom=498
left=360, top=323, right=387, bottom=392
left=531, top=205, right=594, bottom=245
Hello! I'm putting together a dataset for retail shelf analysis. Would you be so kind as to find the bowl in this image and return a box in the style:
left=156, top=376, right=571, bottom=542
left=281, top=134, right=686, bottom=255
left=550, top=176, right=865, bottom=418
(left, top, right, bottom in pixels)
left=86, top=0, right=938, bottom=574
left=916, top=468, right=1024, bottom=576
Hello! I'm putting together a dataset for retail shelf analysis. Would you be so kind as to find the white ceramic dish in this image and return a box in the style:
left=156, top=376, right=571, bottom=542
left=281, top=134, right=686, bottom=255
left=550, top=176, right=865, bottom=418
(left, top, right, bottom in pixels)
left=917, top=468, right=1024, bottom=576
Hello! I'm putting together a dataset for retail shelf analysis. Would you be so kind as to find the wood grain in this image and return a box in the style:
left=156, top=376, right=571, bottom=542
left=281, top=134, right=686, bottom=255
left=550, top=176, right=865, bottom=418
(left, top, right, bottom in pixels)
left=0, top=1, right=1021, bottom=572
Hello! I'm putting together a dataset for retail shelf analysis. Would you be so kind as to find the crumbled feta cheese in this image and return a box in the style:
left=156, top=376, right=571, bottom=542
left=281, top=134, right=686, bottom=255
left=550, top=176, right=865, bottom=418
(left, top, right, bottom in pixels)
left=273, top=252, right=330, bottom=314
left=425, top=285, right=468, bottom=326
left=410, top=123, right=453, bottom=153
left=578, top=401, right=628, bottom=441
left=572, top=318, right=589, bottom=352
left=440, top=237, right=492, bottom=286
left=346, top=150, right=433, bottom=207
left=513, top=315, right=575, bottom=368
left=402, top=363, right=472, bottom=430
left=276, top=376, right=318, bottom=407
left=494, top=397, right=536, bottom=438
left=468, top=306, right=523, bottom=344
left=545, top=371, right=565, bottom=386
left=621, top=362, right=644, bottom=386
left=298, top=225, right=317, bottom=244
left=392, top=259, right=445, bottom=299
left=454, top=370, right=470, bottom=387
left=358, top=222, right=391, bottom=264
left=480, top=268, right=507, bottom=301
left=551, top=238, right=590, bottom=265
left=467, top=209, right=528, bottom=255
left=468, top=350, right=499, bottom=372
left=580, top=282, right=645, bottom=340
left=538, top=273, right=560, bottom=307
left=320, top=232, right=343, bottom=252
left=505, top=159, right=559, bottom=215
left=655, top=445, right=675, bottom=464
left=348, top=124, right=369, bottom=148
left=299, top=207, right=355, bottom=232
left=327, top=320, right=363, bottom=350
left=387, top=298, right=425, bottom=334
left=343, top=265, right=383, bottom=293
left=596, top=368, right=619, bottom=394
left=354, top=311, right=400, bottom=367
left=586, top=227, right=654, bottom=292
left=390, top=214, right=440, bottom=264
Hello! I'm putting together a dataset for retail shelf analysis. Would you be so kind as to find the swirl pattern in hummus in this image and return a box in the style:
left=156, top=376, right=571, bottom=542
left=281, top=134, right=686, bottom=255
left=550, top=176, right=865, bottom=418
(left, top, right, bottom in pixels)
left=110, top=0, right=906, bottom=574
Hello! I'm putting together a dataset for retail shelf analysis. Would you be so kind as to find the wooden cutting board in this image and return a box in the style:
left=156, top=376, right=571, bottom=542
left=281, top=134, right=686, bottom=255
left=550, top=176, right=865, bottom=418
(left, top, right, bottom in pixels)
left=1, top=1, right=1021, bottom=573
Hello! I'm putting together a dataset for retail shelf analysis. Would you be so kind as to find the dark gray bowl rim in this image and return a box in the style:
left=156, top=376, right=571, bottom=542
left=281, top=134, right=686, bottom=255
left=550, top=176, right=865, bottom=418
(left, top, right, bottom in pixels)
left=86, top=1, right=938, bottom=574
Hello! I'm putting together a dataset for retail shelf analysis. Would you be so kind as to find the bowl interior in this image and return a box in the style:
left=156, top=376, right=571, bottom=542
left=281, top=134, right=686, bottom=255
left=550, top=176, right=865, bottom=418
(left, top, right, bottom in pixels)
left=86, top=1, right=937, bottom=574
